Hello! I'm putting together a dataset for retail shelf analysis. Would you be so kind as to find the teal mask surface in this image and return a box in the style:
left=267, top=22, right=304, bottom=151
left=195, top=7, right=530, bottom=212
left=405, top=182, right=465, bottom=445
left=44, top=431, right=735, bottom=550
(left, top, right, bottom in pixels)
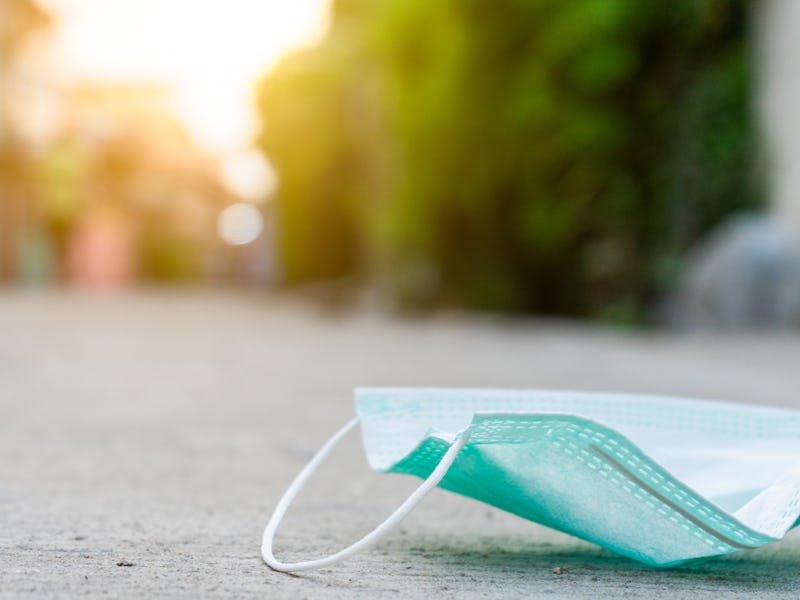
left=262, top=388, right=800, bottom=571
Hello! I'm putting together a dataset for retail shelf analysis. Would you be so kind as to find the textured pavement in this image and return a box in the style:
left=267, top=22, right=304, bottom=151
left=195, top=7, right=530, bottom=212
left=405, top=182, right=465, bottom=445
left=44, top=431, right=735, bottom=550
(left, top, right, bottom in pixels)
left=2, top=291, right=800, bottom=598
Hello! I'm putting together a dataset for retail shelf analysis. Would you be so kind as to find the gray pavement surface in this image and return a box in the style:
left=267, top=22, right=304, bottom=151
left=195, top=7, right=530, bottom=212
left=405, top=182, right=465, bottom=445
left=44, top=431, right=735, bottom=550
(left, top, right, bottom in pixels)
left=2, top=291, right=800, bottom=599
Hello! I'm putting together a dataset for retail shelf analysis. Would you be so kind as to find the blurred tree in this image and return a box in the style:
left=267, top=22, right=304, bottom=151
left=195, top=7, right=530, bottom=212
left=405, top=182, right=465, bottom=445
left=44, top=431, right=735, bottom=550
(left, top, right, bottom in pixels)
left=257, top=28, right=372, bottom=282
left=0, top=0, right=51, bottom=282
left=257, top=0, right=759, bottom=319
left=13, top=83, right=236, bottom=287
left=0, top=0, right=50, bottom=139
left=48, top=84, right=234, bottom=285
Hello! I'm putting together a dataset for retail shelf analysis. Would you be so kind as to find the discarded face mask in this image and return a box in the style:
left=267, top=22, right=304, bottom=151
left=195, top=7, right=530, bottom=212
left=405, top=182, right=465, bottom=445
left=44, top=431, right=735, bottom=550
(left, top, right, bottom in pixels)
left=262, top=388, right=800, bottom=571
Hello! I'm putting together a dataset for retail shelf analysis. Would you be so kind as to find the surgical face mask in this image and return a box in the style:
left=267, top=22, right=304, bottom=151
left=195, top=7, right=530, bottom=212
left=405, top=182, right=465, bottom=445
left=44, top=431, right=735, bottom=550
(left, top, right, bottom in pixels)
left=262, top=388, right=800, bottom=571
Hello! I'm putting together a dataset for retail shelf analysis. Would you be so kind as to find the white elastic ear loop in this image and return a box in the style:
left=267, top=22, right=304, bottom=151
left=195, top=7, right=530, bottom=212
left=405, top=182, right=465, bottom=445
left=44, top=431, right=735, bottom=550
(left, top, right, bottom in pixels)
left=262, top=417, right=469, bottom=572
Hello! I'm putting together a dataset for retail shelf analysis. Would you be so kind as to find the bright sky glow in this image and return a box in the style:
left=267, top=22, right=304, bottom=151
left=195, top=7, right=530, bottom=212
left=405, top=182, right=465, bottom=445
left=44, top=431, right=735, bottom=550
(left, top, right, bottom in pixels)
left=38, top=0, right=330, bottom=156
left=220, top=151, right=278, bottom=203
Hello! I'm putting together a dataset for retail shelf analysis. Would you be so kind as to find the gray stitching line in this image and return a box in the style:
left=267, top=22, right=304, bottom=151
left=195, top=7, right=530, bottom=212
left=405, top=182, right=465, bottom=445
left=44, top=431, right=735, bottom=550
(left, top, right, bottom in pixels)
left=589, top=444, right=758, bottom=550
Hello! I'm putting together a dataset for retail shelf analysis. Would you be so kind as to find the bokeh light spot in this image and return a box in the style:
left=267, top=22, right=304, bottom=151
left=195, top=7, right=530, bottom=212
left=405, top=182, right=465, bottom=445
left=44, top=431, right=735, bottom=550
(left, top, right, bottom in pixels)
left=217, top=203, right=263, bottom=246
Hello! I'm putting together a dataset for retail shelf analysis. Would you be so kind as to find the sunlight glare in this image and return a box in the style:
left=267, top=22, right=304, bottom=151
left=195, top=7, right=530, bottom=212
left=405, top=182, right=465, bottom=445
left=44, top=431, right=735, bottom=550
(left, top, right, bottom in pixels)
left=39, top=0, right=331, bottom=153
left=220, top=152, right=278, bottom=203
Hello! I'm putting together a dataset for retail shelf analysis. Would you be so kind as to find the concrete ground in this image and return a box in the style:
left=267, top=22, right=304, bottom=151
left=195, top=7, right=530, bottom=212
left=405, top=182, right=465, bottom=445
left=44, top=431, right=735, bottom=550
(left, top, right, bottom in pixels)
left=2, top=291, right=800, bottom=599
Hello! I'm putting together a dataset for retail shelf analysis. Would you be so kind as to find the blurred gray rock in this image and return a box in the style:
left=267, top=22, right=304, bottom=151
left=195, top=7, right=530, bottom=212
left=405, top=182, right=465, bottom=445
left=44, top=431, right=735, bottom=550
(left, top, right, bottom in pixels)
left=678, top=214, right=800, bottom=329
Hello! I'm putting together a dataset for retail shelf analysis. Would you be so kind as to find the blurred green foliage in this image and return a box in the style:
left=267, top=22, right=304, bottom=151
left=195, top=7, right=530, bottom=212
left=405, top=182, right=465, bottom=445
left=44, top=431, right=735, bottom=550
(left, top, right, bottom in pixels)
left=257, top=0, right=759, bottom=318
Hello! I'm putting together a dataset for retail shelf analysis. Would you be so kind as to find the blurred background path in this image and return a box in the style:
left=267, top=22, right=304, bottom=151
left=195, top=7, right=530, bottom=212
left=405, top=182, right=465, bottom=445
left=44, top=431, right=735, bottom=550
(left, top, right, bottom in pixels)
left=2, top=291, right=800, bottom=598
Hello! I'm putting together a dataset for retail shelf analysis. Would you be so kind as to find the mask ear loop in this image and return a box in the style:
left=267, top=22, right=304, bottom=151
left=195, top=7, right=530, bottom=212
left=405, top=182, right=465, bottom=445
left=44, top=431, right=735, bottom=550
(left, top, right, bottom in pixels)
left=262, top=417, right=469, bottom=572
